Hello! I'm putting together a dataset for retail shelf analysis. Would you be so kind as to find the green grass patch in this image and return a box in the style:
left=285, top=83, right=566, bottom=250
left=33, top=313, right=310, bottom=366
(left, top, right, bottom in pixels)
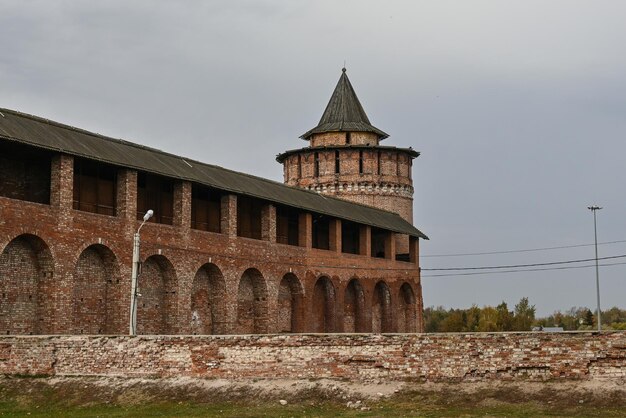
left=0, top=377, right=625, bottom=417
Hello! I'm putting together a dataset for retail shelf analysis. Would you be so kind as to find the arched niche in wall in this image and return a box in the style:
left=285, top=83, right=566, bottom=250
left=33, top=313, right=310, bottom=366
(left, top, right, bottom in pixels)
left=277, top=273, right=304, bottom=333
left=312, top=276, right=336, bottom=333
left=0, top=234, right=54, bottom=335
left=372, top=281, right=392, bottom=333
left=137, top=254, right=177, bottom=335
left=191, top=263, right=226, bottom=335
left=236, top=268, right=268, bottom=334
left=343, top=278, right=366, bottom=333
left=397, top=282, right=417, bottom=333
left=73, top=244, right=121, bottom=334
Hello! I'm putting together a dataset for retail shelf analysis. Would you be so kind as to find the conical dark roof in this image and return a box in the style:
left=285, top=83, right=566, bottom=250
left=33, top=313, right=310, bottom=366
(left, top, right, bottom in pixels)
left=300, top=68, right=389, bottom=140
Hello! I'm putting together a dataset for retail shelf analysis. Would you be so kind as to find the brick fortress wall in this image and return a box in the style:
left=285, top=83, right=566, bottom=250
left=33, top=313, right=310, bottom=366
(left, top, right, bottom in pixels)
left=1, top=332, right=624, bottom=381
left=0, top=152, right=423, bottom=336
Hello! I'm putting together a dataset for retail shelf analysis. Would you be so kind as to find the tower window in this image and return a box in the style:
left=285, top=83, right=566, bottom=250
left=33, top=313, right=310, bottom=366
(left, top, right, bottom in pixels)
left=377, top=151, right=382, bottom=175
left=314, top=152, right=320, bottom=177
left=346, top=132, right=351, bottom=144
left=297, top=154, right=302, bottom=178
left=359, top=150, right=364, bottom=174
left=396, top=154, right=400, bottom=176
left=335, top=150, right=340, bottom=174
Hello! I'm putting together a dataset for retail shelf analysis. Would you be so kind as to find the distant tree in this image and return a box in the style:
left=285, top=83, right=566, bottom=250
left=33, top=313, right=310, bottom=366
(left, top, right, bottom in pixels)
left=478, top=307, right=499, bottom=332
left=440, top=310, right=466, bottom=332
left=612, top=322, right=626, bottom=330
left=495, top=302, right=513, bottom=331
left=513, top=297, right=536, bottom=331
left=604, top=307, right=626, bottom=325
left=423, top=301, right=624, bottom=333
left=423, top=306, right=448, bottom=333
left=465, top=305, right=481, bottom=332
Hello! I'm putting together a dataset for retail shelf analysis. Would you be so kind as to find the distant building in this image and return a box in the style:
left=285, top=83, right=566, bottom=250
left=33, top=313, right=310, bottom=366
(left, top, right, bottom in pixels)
left=0, top=70, right=427, bottom=336
left=532, top=326, right=565, bottom=332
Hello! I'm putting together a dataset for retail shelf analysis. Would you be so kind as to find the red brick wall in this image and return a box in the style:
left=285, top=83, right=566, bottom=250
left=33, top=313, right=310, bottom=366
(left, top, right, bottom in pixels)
left=0, top=152, right=423, bottom=336
left=282, top=146, right=416, bottom=254
left=1, top=332, right=624, bottom=381
left=310, top=132, right=379, bottom=147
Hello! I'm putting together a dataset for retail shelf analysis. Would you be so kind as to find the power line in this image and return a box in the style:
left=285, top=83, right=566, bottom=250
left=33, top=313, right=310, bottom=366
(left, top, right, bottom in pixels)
left=421, top=261, right=626, bottom=278
left=421, top=254, right=626, bottom=271
left=421, top=239, right=626, bottom=258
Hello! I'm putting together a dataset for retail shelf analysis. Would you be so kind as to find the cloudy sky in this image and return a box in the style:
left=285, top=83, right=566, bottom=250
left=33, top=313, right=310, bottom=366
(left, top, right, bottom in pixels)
left=2, top=1, right=625, bottom=316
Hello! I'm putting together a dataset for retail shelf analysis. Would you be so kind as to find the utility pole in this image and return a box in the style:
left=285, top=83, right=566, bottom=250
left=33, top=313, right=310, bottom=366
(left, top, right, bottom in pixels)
left=587, top=205, right=602, bottom=332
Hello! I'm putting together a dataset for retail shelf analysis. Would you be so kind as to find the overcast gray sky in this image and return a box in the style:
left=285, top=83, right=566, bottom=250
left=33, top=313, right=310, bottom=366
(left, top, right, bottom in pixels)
left=2, top=0, right=625, bottom=316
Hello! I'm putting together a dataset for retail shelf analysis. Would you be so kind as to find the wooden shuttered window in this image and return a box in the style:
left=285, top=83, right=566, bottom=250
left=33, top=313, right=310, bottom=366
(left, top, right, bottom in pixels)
left=312, top=214, right=330, bottom=250
left=237, top=195, right=263, bottom=239
left=191, top=184, right=221, bottom=233
left=136, top=172, right=174, bottom=224
left=341, top=220, right=360, bottom=255
left=0, top=142, right=51, bottom=204
left=276, top=205, right=299, bottom=246
left=73, top=158, right=117, bottom=216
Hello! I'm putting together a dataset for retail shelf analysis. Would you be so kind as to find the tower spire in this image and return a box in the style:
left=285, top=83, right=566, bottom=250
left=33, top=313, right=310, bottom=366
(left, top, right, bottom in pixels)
left=299, top=69, right=388, bottom=140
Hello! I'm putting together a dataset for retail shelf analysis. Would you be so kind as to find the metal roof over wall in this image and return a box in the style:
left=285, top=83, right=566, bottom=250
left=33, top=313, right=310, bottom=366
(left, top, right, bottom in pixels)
left=0, top=107, right=428, bottom=239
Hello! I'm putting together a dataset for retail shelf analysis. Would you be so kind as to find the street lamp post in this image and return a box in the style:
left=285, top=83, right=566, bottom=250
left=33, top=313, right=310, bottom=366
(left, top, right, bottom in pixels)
left=129, top=209, right=154, bottom=336
left=587, top=205, right=602, bottom=332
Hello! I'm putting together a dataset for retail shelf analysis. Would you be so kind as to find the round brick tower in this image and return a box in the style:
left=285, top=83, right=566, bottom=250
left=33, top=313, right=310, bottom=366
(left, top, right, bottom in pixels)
left=277, top=68, right=419, bottom=256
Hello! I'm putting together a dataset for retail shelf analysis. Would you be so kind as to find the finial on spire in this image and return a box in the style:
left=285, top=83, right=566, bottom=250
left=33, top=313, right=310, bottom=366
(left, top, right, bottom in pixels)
left=342, top=67, right=346, bottom=73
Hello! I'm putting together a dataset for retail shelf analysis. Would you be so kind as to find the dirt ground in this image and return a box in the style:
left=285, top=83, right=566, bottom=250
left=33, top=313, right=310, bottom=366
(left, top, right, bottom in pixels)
left=2, top=375, right=626, bottom=406
left=1, top=376, right=625, bottom=417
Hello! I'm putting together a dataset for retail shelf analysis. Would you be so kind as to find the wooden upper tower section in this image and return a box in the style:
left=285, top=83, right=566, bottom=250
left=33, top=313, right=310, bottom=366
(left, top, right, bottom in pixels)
left=277, top=69, right=419, bottom=254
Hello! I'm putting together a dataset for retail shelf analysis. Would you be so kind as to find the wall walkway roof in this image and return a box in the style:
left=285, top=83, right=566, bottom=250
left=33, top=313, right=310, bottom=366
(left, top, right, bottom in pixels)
left=0, top=107, right=427, bottom=239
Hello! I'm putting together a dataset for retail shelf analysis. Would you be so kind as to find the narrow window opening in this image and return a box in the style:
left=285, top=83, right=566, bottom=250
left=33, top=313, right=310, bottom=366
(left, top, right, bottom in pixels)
left=377, top=151, right=382, bottom=175
left=359, top=150, right=364, bottom=174
left=335, top=150, right=340, bottom=174
left=396, top=154, right=401, bottom=176
left=346, top=132, right=351, bottom=144
left=297, top=154, right=302, bottom=178
left=314, top=152, right=320, bottom=177
left=408, top=158, right=412, bottom=180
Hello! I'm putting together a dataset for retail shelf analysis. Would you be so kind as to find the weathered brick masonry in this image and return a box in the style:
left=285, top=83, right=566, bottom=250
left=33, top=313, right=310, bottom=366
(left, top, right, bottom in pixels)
left=1, top=333, right=625, bottom=381
left=0, top=160, right=423, bottom=335
left=0, top=70, right=428, bottom=337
